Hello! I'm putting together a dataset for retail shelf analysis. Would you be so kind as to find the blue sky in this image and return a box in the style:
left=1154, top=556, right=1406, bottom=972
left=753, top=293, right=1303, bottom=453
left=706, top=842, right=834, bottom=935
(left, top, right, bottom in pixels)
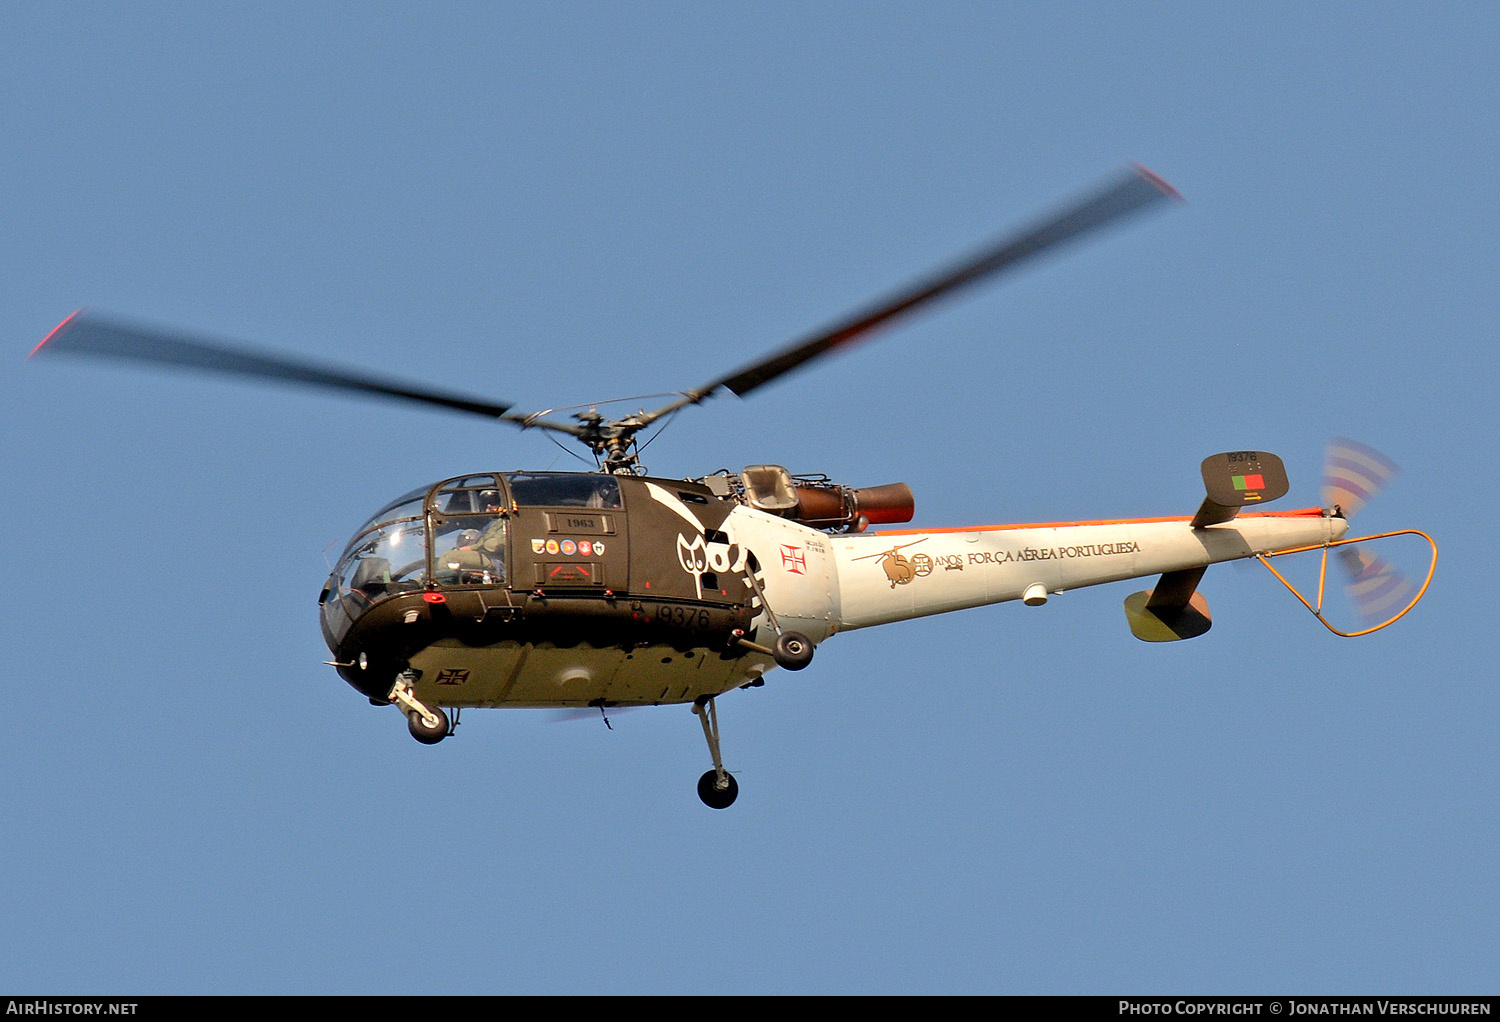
left=2, top=2, right=1496, bottom=994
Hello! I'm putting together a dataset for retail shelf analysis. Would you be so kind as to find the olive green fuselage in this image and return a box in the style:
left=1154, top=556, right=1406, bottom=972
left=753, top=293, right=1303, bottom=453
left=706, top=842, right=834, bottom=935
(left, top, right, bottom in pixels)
left=320, top=472, right=771, bottom=710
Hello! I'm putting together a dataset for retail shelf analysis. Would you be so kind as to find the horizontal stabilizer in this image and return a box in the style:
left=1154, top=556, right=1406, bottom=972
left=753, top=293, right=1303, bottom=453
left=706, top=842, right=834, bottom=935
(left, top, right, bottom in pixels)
left=1191, top=451, right=1289, bottom=528
left=1124, top=567, right=1212, bottom=641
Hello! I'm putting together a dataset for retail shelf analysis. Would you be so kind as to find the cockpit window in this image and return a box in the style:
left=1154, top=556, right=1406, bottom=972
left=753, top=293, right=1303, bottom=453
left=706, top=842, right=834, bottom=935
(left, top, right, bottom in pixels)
left=432, top=474, right=504, bottom=516
left=330, top=476, right=513, bottom=617
left=430, top=514, right=507, bottom=586
left=506, top=472, right=622, bottom=508
left=336, top=520, right=429, bottom=602
left=354, top=484, right=429, bottom=536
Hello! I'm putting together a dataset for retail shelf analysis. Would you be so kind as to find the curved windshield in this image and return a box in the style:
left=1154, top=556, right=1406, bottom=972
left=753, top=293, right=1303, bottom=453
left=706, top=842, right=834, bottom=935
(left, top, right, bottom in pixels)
left=333, top=519, right=430, bottom=617
left=331, top=476, right=512, bottom=615
left=353, top=484, right=430, bottom=537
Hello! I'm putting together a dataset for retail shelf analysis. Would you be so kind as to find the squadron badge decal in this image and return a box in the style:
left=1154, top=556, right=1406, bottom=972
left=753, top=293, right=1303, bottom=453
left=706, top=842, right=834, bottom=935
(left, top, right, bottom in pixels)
left=852, top=539, right=930, bottom=588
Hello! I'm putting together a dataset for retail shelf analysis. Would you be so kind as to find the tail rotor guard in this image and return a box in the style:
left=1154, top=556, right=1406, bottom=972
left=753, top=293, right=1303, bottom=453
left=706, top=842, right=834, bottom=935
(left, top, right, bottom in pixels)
left=1254, top=529, right=1437, bottom=638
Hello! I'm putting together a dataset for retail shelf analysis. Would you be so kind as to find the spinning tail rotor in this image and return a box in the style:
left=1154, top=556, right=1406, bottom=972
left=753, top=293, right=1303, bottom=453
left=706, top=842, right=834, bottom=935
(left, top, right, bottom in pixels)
left=1335, top=545, right=1419, bottom=626
left=1322, top=438, right=1418, bottom=625
left=1253, top=438, right=1434, bottom=637
left=1322, top=436, right=1399, bottom=519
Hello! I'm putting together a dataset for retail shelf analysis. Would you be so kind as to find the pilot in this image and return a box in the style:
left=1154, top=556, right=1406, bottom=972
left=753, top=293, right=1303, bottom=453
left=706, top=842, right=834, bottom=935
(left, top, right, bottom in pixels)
left=434, top=519, right=507, bottom=585
left=473, top=516, right=508, bottom=565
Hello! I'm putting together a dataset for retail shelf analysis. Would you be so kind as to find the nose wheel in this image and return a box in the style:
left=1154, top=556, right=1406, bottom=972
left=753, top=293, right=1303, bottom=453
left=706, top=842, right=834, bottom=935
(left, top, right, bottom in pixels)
left=407, top=705, right=450, bottom=744
left=693, top=695, right=738, bottom=809
left=389, top=672, right=451, bottom=745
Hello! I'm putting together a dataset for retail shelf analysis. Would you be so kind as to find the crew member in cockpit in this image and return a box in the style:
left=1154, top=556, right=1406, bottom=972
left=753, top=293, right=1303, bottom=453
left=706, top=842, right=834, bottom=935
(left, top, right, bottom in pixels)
left=434, top=518, right=508, bottom=585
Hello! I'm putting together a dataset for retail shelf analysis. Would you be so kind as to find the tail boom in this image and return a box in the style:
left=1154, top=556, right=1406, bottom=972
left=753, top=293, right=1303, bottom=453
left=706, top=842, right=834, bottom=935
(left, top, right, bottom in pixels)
left=831, top=508, right=1345, bottom=630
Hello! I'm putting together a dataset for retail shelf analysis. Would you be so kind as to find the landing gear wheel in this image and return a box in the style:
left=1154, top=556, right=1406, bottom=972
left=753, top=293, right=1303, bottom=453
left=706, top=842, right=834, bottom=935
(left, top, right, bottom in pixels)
left=407, top=706, right=450, bottom=745
left=772, top=631, right=814, bottom=671
left=697, top=769, right=739, bottom=809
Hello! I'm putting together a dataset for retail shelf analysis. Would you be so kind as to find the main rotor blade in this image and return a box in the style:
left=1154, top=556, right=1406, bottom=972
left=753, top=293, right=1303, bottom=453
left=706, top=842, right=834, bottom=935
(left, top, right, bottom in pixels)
left=31, top=310, right=581, bottom=434
left=702, top=164, right=1182, bottom=400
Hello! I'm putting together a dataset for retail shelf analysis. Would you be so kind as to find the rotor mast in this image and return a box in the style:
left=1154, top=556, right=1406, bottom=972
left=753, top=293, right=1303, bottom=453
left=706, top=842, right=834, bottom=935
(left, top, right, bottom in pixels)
left=572, top=408, right=646, bottom=474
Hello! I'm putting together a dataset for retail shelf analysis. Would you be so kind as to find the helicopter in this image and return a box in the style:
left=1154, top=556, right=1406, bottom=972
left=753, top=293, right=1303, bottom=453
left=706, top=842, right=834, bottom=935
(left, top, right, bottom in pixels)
left=29, top=165, right=1435, bottom=809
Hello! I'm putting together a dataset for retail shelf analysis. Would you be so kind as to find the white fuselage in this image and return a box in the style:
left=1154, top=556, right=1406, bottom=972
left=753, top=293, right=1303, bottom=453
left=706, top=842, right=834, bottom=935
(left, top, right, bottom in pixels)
left=726, top=504, right=1347, bottom=640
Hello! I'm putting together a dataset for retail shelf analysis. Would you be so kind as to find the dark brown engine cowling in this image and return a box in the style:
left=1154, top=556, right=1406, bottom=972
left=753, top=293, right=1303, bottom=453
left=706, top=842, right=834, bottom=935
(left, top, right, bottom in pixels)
left=849, top=482, right=915, bottom=524
left=791, top=482, right=914, bottom=529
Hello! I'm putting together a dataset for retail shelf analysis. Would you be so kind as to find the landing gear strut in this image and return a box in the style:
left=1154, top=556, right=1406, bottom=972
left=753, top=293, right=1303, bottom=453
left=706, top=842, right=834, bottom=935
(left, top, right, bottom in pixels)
left=693, top=695, right=737, bottom=809
left=732, top=561, right=815, bottom=672
left=389, top=672, right=450, bottom=745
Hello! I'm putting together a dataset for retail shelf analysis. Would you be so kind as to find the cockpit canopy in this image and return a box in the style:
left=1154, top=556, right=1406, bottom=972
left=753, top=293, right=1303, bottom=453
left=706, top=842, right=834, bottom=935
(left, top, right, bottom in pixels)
left=324, top=473, right=623, bottom=629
